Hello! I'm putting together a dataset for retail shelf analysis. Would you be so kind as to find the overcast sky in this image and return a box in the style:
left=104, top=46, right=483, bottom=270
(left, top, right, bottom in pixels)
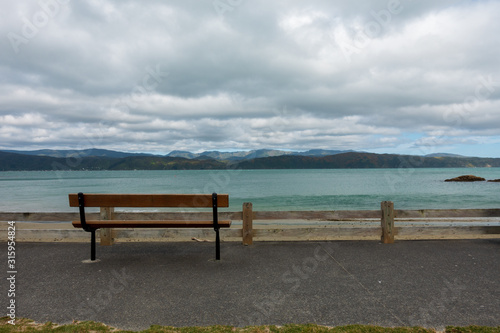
left=1, top=0, right=500, bottom=157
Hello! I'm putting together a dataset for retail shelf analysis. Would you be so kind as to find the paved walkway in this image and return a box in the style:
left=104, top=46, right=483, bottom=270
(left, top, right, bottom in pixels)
left=1, top=239, right=499, bottom=331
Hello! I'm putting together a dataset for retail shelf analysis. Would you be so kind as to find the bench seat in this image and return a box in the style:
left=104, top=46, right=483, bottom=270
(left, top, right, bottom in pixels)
left=72, top=220, right=232, bottom=229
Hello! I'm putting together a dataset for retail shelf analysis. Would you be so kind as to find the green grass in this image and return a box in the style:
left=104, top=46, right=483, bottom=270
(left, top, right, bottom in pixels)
left=0, top=318, right=499, bottom=333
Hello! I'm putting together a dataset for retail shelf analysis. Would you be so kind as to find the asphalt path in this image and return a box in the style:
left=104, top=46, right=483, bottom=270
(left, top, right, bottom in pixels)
left=1, top=239, right=499, bottom=331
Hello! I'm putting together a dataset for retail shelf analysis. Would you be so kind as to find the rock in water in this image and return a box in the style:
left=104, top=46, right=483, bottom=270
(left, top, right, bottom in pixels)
left=445, top=175, right=486, bottom=182
left=487, top=179, right=500, bottom=182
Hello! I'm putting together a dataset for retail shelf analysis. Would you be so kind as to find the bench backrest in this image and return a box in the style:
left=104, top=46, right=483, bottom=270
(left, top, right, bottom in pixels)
left=68, top=194, right=229, bottom=208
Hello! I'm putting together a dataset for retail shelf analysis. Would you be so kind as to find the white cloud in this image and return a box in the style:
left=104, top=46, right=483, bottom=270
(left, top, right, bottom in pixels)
left=0, top=113, right=46, bottom=126
left=0, top=0, right=499, bottom=156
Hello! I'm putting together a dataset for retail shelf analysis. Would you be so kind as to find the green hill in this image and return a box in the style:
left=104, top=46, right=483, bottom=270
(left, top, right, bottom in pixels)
left=1, top=151, right=500, bottom=171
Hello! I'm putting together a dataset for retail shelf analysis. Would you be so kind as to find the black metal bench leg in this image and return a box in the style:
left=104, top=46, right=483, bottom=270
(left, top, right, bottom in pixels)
left=215, top=229, right=220, bottom=260
left=212, top=192, right=221, bottom=261
left=91, top=229, right=96, bottom=261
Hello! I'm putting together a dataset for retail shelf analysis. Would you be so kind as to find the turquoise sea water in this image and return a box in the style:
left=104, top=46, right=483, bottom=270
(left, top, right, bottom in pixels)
left=0, top=168, right=499, bottom=212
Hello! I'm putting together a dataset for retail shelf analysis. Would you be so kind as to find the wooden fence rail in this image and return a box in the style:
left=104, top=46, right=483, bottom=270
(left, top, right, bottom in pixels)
left=1, top=202, right=500, bottom=243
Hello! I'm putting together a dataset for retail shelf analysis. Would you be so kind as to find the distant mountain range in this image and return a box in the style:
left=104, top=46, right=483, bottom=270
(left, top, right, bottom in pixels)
left=2, top=148, right=152, bottom=159
left=166, top=149, right=356, bottom=161
left=1, top=148, right=499, bottom=171
left=2, top=148, right=356, bottom=160
left=423, top=153, right=466, bottom=158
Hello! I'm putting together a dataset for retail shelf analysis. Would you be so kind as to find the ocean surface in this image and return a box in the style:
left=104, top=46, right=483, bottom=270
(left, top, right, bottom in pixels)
left=0, top=168, right=499, bottom=212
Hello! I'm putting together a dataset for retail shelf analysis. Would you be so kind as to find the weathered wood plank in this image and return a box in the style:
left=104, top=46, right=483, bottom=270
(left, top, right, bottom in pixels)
left=253, top=210, right=380, bottom=220
left=3, top=209, right=498, bottom=223
left=395, top=209, right=500, bottom=218
left=3, top=225, right=498, bottom=242
left=0, top=211, right=240, bottom=222
left=394, top=218, right=500, bottom=223
left=113, top=228, right=241, bottom=241
left=251, top=225, right=500, bottom=241
left=100, top=207, right=115, bottom=246
left=68, top=194, right=229, bottom=208
left=72, top=220, right=232, bottom=228
left=396, top=226, right=500, bottom=238
left=0, top=212, right=95, bottom=221
left=242, top=202, right=253, bottom=245
left=381, top=201, right=395, bottom=244
left=112, top=212, right=241, bottom=221
left=253, top=227, right=381, bottom=240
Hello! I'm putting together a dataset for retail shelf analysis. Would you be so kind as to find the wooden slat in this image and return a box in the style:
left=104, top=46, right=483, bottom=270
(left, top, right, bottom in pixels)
left=5, top=226, right=499, bottom=243
left=253, top=209, right=500, bottom=220
left=251, top=225, right=500, bottom=240
left=113, top=228, right=241, bottom=241
left=253, top=210, right=381, bottom=220
left=253, top=227, right=381, bottom=240
left=68, top=194, right=229, bottom=208
left=4, top=209, right=499, bottom=223
left=396, top=226, right=500, bottom=238
left=112, top=212, right=240, bottom=221
left=395, top=209, right=500, bottom=218
left=0, top=212, right=95, bottom=221
left=72, top=220, right=232, bottom=229
left=0, top=211, right=237, bottom=222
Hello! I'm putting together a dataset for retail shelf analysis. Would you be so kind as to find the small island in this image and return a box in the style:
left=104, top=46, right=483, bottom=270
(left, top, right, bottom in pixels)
left=488, top=179, right=500, bottom=182
left=445, top=175, right=486, bottom=182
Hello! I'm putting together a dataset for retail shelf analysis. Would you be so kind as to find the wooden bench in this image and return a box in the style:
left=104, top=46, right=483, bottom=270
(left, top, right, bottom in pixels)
left=69, top=193, right=231, bottom=261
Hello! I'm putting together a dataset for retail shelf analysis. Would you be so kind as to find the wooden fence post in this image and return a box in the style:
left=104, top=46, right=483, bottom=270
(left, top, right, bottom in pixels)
left=242, top=202, right=253, bottom=245
left=381, top=201, right=395, bottom=244
left=100, top=207, right=115, bottom=246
